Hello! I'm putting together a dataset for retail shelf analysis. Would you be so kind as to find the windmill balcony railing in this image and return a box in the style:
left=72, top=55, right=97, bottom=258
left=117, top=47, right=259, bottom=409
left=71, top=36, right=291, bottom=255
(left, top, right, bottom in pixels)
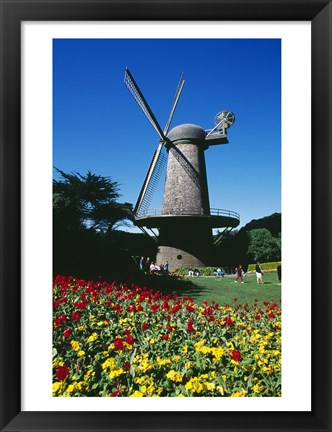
left=136, top=207, right=240, bottom=221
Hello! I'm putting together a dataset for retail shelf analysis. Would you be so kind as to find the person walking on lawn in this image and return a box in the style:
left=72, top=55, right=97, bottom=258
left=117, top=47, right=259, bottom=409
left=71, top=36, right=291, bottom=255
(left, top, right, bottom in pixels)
left=255, top=261, right=264, bottom=284
left=235, top=264, right=244, bottom=283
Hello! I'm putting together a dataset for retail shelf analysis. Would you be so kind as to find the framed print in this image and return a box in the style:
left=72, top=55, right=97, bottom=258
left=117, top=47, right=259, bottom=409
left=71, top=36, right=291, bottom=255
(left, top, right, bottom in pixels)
left=0, top=0, right=331, bottom=431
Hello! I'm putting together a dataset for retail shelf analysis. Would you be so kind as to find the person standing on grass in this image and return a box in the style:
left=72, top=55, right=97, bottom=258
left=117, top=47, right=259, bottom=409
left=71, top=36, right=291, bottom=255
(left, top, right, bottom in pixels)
left=255, top=261, right=264, bottom=284
left=163, top=260, right=169, bottom=274
left=277, top=263, right=281, bottom=282
left=235, top=264, right=244, bottom=283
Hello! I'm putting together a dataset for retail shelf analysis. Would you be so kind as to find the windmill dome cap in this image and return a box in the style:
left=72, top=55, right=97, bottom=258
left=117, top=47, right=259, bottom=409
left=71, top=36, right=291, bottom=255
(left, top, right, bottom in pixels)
left=168, top=123, right=206, bottom=141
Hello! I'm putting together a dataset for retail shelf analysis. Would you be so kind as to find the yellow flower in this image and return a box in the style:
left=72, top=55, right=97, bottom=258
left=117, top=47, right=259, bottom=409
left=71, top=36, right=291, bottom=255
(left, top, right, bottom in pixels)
left=77, top=325, right=86, bottom=331
left=130, top=390, right=143, bottom=397
left=156, top=356, right=171, bottom=367
left=226, top=341, right=234, bottom=350
left=88, top=332, right=98, bottom=342
left=84, top=369, right=95, bottom=381
left=134, top=376, right=146, bottom=385
left=66, top=384, right=76, bottom=393
left=71, top=340, right=80, bottom=351
left=102, top=357, right=116, bottom=371
left=211, top=346, right=224, bottom=361
left=231, top=388, right=247, bottom=397
left=78, top=350, right=85, bottom=357
left=166, top=370, right=183, bottom=382
left=185, top=377, right=203, bottom=394
left=109, top=368, right=124, bottom=379
left=204, top=382, right=216, bottom=391
left=52, top=381, right=62, bottom=394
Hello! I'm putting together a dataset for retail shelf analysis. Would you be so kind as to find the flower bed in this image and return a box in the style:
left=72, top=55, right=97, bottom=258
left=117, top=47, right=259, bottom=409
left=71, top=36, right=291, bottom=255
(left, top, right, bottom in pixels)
left=53, top=275, right=281, bottom=397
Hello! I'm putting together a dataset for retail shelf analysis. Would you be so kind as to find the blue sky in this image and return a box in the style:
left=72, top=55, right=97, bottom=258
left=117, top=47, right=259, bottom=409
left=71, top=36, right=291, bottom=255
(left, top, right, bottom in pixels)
left=53, top=38, right=281, bottom=231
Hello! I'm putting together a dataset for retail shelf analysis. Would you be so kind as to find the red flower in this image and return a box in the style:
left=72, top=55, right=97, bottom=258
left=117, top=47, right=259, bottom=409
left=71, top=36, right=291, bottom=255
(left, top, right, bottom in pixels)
left=151, top=304, right=159, bottom=314
left=269, top=313, right=276, bottom=319
left=166, top=315, right=171, bottom=321
left=56, top=365, right=69, bottom=381
left=162, top=334, right=169, bottom=341
left=187, top=319, right=195, bottom=333
left=162, top=301, right=170, bottom=311
left=63, top=328, right=72, bottom=338
left=124, top=329, right=131, bottom=335
left=125, top=335, right=134, bottom=345
left=73, top=300, right=87, bottom=309
left=141, top=322, right=148, bottom=330
left=254, top=315, right=260, bottom=320
left=71, top=311, right=80, bottom=321
left=114, top=338, right=124, bottom=350
left=171, top=304, right=182, bottom=314
left=233, top=297, right=237, bottom=302
left=231, top=350, right=242, bottom=362
left=123, top=361, right=130, bottom=371
left=167, top=325, right=173, bottom=332
left=186, top=304, right=195, bottom=313
left=225, top=317, right=233, bottom=326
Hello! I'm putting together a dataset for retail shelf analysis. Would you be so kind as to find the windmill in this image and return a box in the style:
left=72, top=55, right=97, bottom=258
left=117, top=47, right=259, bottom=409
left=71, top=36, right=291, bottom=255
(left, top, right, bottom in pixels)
left=124, top=68, right=240, bottom=271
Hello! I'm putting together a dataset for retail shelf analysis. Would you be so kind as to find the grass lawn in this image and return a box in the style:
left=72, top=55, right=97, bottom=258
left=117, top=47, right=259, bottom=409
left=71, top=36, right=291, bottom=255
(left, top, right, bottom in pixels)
left=183, top=272, right=281, bottom=306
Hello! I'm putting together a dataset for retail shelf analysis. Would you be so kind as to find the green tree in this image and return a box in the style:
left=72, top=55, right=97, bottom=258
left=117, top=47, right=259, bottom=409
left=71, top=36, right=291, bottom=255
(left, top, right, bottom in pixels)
left=53, top=168, right=133, bottom=234
left=247, top=228, right=281, bottom=262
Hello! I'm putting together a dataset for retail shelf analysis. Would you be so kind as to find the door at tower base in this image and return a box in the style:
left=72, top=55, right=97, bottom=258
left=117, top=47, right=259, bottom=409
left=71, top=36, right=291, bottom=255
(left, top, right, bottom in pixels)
left=156, top=223, right=214, bottom=271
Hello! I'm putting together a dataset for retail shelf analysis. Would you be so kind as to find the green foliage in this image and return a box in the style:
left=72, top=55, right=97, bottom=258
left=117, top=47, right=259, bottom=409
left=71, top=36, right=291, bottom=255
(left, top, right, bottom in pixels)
left=247, top=262, right=281, bottom=272
left=247, top=228, right=281, bottom=262
left=173, top=267, right=189, bottom=276
left=199, top=267, right=216, bottom=276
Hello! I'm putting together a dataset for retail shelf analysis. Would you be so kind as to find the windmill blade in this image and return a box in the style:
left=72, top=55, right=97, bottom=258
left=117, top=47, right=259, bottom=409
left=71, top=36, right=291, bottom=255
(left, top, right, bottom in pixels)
left=124, top=68, right=167, bottom=143
left=163, top=72, right=185, bottom=136
left=134, top=141, right=167, bottom=217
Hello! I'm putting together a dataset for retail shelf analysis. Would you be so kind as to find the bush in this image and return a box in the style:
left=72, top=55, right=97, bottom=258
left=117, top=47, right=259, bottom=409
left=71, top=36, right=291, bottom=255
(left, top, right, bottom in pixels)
left=174, top=267, right=222, bottom=277
left=247, top=261, right=281, bottom=273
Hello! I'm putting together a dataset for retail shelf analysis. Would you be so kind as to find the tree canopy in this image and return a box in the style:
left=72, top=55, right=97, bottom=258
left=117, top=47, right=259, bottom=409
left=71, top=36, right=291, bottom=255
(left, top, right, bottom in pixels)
left=53, top=168, right=133, bottom=234
left=247, top=228, right=281, bottom=262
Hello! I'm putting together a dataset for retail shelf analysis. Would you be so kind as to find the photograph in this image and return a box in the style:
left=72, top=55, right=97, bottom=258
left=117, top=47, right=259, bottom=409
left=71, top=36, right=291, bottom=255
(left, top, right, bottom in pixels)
left=52, top=38, right=282, bottom=397
left=1, top=0, right=331, bottom=430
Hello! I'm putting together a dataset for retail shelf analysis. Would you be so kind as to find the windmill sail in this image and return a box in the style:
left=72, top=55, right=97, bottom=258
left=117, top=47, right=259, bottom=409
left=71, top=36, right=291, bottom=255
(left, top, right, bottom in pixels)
left=134, top=142, right=166, bottom=217
left=124, top=68, right=166, bottom=142
left=163, top=72, right=185, bottom=136
left=124, top=68, right=184, bottom=218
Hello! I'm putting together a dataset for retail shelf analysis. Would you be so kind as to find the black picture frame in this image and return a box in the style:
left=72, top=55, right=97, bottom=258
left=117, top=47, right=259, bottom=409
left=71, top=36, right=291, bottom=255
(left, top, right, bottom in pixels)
left=0, top=1, right=331, bottom=431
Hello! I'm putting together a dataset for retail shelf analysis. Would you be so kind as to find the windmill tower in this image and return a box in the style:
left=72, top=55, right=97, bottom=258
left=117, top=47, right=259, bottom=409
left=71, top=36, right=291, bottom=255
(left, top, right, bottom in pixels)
left=124, top=68, right=239, bottom=271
